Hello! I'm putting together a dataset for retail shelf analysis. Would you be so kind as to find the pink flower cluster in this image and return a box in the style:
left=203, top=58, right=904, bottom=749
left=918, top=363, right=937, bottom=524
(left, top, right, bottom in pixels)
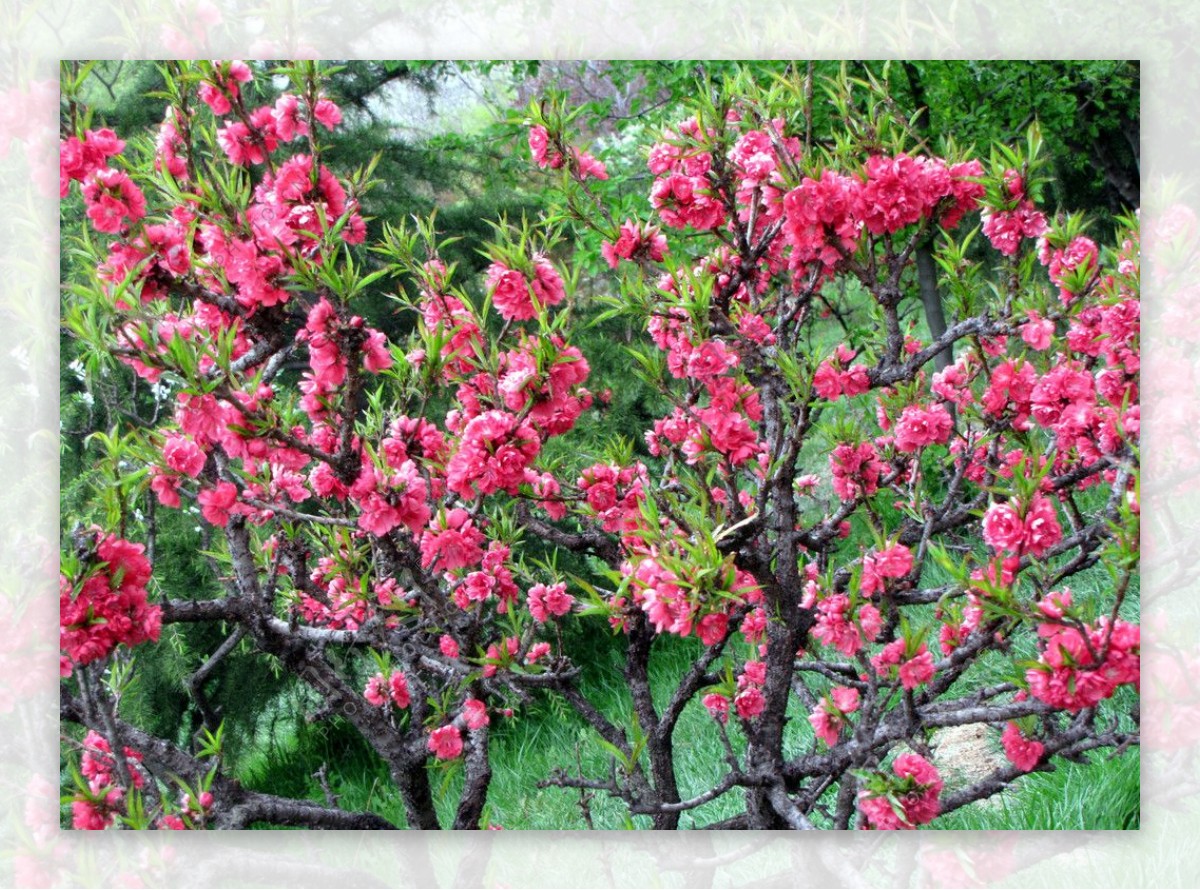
left=1041, top=235, right=1099, bottom=303
left=463, top=698, right=490, bottom=730
left=728, top=120, right=799, bottom=191
left=1027, top=617, right=1139, bottom=713
left=196, top=223, right=288, bottom=313
left=60, top=128, right=125, bottom=197
left=99, top=219, right=192, bottom=306
left=702, top=691, right=730, bottom=723
left=494, top=334, right=592, bottom=436
left=446, top=410, right=541, bottom=500
left=81, top=168, right=147, bottom=234
left=648, top=380, right=763, bottom=469
left=527, top=581, right=574, bottom=623
left=981, top=494, right=1062, bottom=558
left=858, top=753, right=943, bottom=830
left=350, top=455, right=431, bottom=538
left=813, top=344, right=871, bottom=401
left=808, top=686, right=861, bottom=746
left=980, top=171, right=1048, bottom=256
left=162, top=432, right=207, bottom=478
left=733, top=659, right=767, bottom=721
left=893, top=402, right=953, bottom=452
left=830, top=441, right=887, bottom=501
left=782, top=155, right=984, bottom=280
left=648, top=118, right=725, bottom=231
left=363, top=671, right=411, bottom=709
left=577, top=462, right=649, bottom=537
left=782, top=170, right=862, bottom=278
left=71, top=730, right=146, bottom=830
left=528, top=124, right=607, bottom=180
left=248, top=154, right=365, bottom=253
left=1001, top=721, right=1045, bottom=772
left=299, top=553, right=388, bottom=630
left=860, top=544, right=913, bottom=596
left=451, top=542, right=520, bottom=612
left=601, top=219, right=669, bottom=268
left=485, top=258, right=565, bottom=322
left=856, top=154, right=983, bottom=235
left=297, top=299, right=392, bottom=420
left=429, top=724, right=463, bottom=760
left=61, top=533, right=162, bottom=672
left=414, top=262, right=486, bottom=378
left=197, top=60, right=252, bottom=116
left=625, top=551, right=761, bottom=643
left=871, top=639, right=935, bottom=690
left=420, top=508, right=486, bottom=572
left=812, top=594, right=882, bottom=656
left=269, top=92, right=342, bottom=142
left=154, top=109, right=189, bottom=180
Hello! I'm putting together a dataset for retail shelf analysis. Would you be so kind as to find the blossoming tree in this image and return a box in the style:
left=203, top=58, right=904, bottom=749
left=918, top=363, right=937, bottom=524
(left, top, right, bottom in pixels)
left=59, top=60, right=1139, bottom=830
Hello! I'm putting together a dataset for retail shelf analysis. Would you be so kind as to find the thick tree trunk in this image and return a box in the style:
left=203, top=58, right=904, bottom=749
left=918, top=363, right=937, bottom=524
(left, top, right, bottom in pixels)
left=916, top=243, right=952, bottom=372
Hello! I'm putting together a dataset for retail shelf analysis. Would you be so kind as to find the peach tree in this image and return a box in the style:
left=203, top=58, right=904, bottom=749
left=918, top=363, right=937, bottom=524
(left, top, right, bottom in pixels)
left=59, top=61, right=1139, bottom=830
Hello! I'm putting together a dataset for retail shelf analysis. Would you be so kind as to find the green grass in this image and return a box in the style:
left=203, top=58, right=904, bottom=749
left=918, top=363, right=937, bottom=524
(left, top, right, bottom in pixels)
left=934, top=747, right=1140, bottom=830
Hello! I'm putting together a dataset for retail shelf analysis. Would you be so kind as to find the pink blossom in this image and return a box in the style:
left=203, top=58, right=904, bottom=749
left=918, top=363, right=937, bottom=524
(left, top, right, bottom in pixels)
left=808, top=686, right=860, bottom=746
left=439, top=635, right=460, bottom=658
left=1022, top=494, right=1062, bottom=557
left=528, top=125, right=562, bottom=169
left=1001, top=722, right=1044, bottom=772
left=832, top=686, right=861, bottom=713
left=572, top=149, right=608, bottom=180
left=61, top=533, right=161, bottom=670
left=1042, top=235, right=1099, bottom=303
left=420, top=508, right=485, bottom=572
left=1021, top=312, right=1055, bottom=350
left=809, top=705, right=842, bottom=746
left=651, top=172, right=725, bottom=231
left=362, top=329, right=393, bottom=373
left=830, top=441, right=885, bottom=501
left=525, top=641, right=551, bottom=664
left=217, top=120, right=276, bottom=166
left=893, top=403, right=953, bottom=452
left=486, top=263, right=538, bottom=321
left=463, top=698, right=489, bottom=730
left=81, top=168, right=146, bottom=233
left=199, top=481, right=239, bottom=526
left=388, top=672, right=411, bottom=708
left=428, top=725, right=464, bottom=760
left=982, top=502, right=1024, bottom=553
left=601, top=219, right=668, bottom=268
left=782, top=169, right=862, bottom=277
left=527, top=582, right=573, bottom=623
left=272, top=94, right=307, bottom=141
left=162, top=433, right=206, bottom=478
left=696, top=612, right=729, bottom=646
left=860, top=544, right=913, bottom=596
left=313, top=97, right=342, bottom=130
left=703, top=693, right=730, bottom=723
left=60, top=128, right=125, bottom=195
left=740, top=606, right=768, bottom=644
left=858, top=753, right=943, bottom=829
left=872, top=639, right=935, bottom=689
left=446, top=410, right=541, bottom=500
left=363, top=674, right=388, bottom=707
left=1027, top=618, right=1139, bottom=712
left=734, top=687, right=765, bottom=720
left=741, top=660, right=767, bottom=687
